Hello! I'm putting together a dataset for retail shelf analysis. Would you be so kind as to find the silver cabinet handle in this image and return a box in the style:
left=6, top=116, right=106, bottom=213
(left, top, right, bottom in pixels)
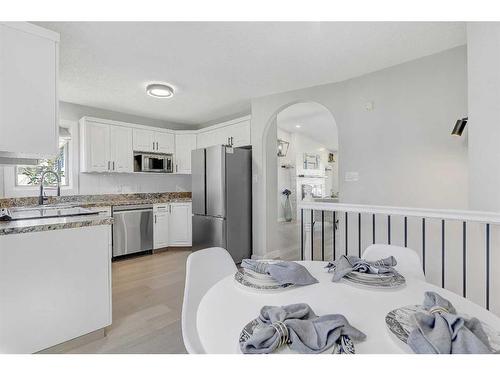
left=153, top=141, right=155, bottom=151
left=156, top=141, right=159, bottom=150
left=154, top=214, right=157, bottom=224
left=112, top=161, right=115, bottom=170
left=176, top=164, right=178, bottom=173
left=108, top=161, right=110, bottom=170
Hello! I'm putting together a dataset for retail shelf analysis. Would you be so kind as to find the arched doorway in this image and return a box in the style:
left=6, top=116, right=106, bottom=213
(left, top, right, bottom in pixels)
left=265, top=102, right=339, bottom=260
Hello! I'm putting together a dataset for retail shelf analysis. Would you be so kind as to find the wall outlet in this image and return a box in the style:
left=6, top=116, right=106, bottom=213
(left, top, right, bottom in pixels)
left=345, top=172, right=359, bottom=182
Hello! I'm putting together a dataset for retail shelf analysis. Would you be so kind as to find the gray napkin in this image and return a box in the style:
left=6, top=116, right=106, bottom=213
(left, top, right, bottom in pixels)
left=407, top=291, right=493, bottom=354
left=325, top=255, right=397, bottom=282
left=241, top=259, right=318, bottom=286
left=240, top=303, right=366, bottom=354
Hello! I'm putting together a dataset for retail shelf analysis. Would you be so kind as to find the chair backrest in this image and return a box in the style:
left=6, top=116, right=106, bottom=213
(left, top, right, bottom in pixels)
left=181, top=247, right=237, bottom=354
left=362, top=244, right=425, bottom=281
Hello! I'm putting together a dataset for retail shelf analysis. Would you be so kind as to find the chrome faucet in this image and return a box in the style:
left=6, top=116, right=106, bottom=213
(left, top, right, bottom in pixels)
left=38, top=170, right=61, bottom=205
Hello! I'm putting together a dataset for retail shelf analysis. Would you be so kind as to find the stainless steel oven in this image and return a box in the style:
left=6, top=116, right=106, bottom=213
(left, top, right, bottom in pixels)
left=134, top=152, right=173, bottom=173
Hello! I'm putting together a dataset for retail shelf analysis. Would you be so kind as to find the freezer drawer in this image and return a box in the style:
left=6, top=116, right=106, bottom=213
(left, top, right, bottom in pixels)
left=192, top=215, right=226, bottom=252
left=113, top=207, right=153, bottom=257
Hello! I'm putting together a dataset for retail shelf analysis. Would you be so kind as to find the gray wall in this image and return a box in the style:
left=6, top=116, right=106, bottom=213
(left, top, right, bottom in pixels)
left=250, top=46, right=468, bottom=258
left=467, top=23, right=500, bottom=211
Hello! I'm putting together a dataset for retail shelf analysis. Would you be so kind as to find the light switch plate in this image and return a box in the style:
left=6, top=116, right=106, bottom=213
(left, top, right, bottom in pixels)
left=345, top=172, right=359, bottom=182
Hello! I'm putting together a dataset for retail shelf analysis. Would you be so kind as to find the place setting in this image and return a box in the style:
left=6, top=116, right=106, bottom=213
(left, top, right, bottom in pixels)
left=238, top=303, right=366, bottom=354
left=385, top=291, right=500, bottom=354
left=325, top=254, right=406, bottom=289
left=234, top=259, right=319, bottom=292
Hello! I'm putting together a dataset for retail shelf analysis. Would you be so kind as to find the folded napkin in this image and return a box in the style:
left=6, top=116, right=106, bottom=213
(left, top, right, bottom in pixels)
left=241, top=259, right=318, bottom=286
left=407, top=291, right=493, bottom=354
left=325, top=255, right=397, bottom=282
left=240, top=303, right=366, bottom=354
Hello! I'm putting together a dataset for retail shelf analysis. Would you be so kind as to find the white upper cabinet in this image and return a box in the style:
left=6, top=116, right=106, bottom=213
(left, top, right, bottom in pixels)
left=133, top=129, right=174, bottom=154
left=80, top=118, right=133, bottom=173
left=229, top=120, right=251, bottom=147
left=110, top=126, right=133, bottom=172
left=132, top=129, right=155, bottom=153
left=175, top=133, right=197, bottom=174
left=81, top=120, right=111, bottom=172
left=155, top=132, right=175, bottom=154
left=196, top=117, right=251, bottom=149
left=0, top=23, right=59, bottom=161
left=169, top=202, right=192, bottom=246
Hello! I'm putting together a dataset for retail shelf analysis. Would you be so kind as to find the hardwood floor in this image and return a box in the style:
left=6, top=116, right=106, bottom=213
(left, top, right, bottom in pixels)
left=47, top=249, right=191, bottom=354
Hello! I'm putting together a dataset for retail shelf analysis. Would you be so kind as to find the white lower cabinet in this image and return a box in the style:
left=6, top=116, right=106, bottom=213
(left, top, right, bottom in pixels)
left=169, top=202, right=192, bottom=246
left=153, top=204, right=169, bottom=249
left=153, top=202, right=192, bottom=248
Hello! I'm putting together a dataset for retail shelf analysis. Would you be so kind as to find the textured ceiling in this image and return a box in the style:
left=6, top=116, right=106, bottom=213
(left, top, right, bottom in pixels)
left=35, top=22, right=466, bottom=126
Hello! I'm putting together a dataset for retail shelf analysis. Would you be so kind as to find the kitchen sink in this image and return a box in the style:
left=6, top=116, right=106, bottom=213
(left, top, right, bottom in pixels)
left=2, top=205, right=96, bottom=221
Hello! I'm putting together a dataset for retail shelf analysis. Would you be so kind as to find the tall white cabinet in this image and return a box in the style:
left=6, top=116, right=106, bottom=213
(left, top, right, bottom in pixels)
left=80, top=118, right=133, bottom=173
left=0, top=22, right=59, bottom=163
left=174, top=133, right=197, bottom=174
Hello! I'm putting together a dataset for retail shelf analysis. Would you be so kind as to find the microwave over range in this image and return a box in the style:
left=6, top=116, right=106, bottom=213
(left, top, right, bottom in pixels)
left=134, top=152, right=173, bottom=173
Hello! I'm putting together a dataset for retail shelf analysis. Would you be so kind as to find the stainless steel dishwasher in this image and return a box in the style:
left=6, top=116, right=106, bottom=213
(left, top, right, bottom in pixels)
left=112, top=204, right=153, bottom=258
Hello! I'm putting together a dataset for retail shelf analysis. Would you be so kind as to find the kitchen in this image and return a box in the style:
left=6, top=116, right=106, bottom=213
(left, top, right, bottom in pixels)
left=0, top=22, right=252, bottom=353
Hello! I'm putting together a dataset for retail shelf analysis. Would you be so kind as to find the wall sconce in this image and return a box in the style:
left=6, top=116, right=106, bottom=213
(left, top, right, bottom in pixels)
left=452, top=117, right=468, bottom=136
left=277, top=138, right=290, bottom=157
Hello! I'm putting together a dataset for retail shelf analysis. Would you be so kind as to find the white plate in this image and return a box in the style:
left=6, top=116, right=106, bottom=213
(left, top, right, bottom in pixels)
left=234, top=270, right=294, bottom=292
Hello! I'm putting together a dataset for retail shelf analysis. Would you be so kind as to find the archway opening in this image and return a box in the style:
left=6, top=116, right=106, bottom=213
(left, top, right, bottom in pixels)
left=267, top=102, right=339, bottom=260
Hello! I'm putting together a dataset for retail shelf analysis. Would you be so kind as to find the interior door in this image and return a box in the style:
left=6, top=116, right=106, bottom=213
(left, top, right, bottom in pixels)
left=110, top=125, right=133, bottom=172
left=206, top=145, right=226, bottom=218
left=86, top=121, right=110, bottom=172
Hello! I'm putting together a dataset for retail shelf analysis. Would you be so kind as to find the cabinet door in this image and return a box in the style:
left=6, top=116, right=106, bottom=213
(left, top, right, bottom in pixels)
left=133, top=129, right=154, bottom=152
left=0, top=23, right=58, bottom=158
left=84, top=121, right=111, bottom=172
left=153, top=205, right=169, bottom=249
left=155, top=132, right=175, bottom=154
left=175, top=134, right=197, bottom=174
left=169, top=203, right=192, bottom=246
left=110, top=126, right=133, bottom=173
left=229, top=120, right=251, bottom=147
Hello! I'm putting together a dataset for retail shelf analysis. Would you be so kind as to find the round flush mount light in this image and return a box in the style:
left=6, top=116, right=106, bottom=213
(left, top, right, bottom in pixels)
left=146, top=83, right=174, bottom=98
left=295, top=124, right=301, bottom=128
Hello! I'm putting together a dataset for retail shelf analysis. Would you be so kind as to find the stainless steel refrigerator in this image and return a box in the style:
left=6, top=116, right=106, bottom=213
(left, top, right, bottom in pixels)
left=191, top=145, right=252, bottom=263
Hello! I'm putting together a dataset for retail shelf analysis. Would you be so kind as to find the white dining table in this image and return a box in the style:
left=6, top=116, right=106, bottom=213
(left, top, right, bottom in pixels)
left=196, top=261, right=500, bottom=354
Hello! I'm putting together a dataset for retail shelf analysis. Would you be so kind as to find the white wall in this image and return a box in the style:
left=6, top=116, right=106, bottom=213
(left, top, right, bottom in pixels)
left=467, top=23, right=500, bottom=211
left=251, top=46, right=468, bottom=258
left=0, top=102, right=193, bottom=198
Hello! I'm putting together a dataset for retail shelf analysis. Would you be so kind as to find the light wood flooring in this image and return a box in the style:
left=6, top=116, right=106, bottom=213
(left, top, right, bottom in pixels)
left=46, top=249, right=191, bottom=354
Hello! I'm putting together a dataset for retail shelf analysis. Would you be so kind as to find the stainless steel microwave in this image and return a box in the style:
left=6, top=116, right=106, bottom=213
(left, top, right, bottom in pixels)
left=134, top=152, right=173, bottom=173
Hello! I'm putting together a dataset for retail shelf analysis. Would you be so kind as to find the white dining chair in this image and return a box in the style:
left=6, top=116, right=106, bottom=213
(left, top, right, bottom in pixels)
left=182, top=247, right=237, bottom=354
left=362, top=244, right=426, bottom=281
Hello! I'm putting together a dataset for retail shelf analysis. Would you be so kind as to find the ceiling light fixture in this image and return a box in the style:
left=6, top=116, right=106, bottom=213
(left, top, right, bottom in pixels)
left=295, top=125, right=301, bottom=128
left=146, top=83, right=174, bottom=98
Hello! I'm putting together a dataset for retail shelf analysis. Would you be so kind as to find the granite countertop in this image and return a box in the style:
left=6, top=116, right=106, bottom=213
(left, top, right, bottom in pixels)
left=0, top=212, right=113, bottom=236
left=0, top=192, right=191, bottom=236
